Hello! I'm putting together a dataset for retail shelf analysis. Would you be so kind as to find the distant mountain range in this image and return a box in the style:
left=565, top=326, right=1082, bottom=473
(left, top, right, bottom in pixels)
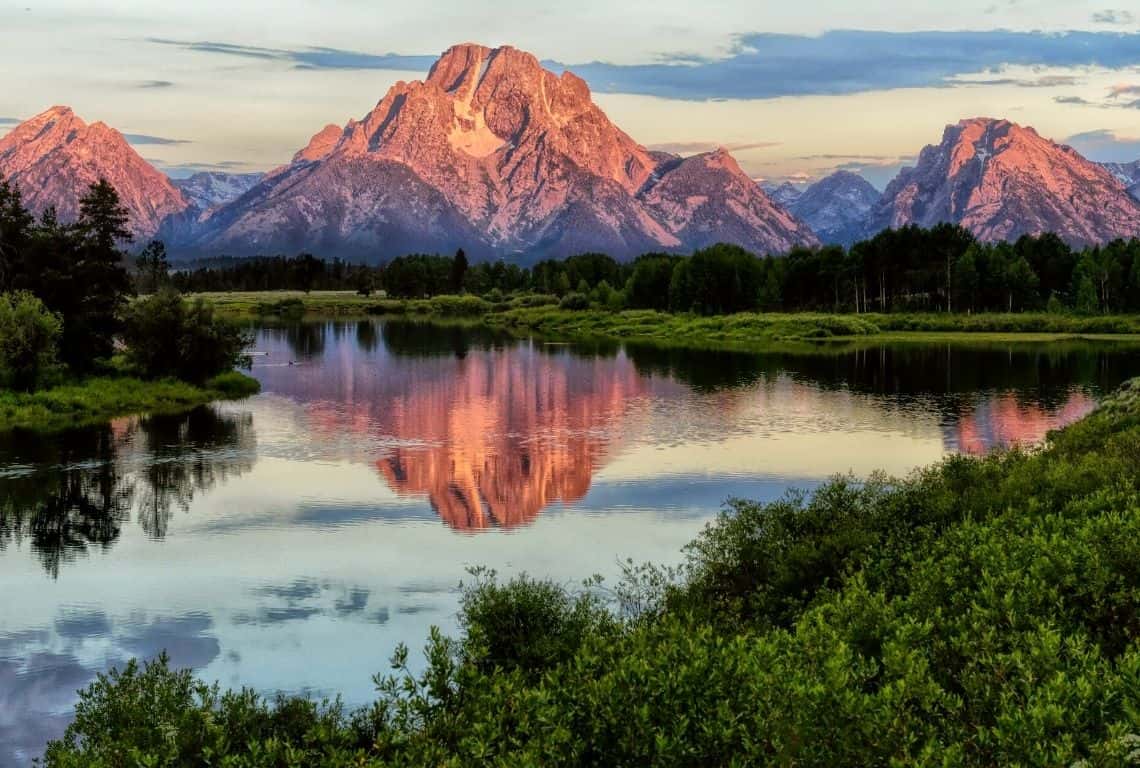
left=1, top=43, right=1138, bottom=259
left=769, top=171, right=881, bottom=247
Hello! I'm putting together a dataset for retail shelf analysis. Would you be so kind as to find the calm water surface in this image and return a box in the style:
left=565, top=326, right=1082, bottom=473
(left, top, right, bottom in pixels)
left=2, top=320, right=1139, bottom=764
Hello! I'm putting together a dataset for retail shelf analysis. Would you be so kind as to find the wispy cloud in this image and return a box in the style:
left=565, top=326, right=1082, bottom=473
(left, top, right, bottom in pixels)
left=0, top=117, right=20, bottom=126
left=150, top=159, right=267, bottom=179
left=1064, top=129, right=1140, bottom=162
left=146, top=38, right=436, bottom=72
left=1091, top=9, right=1136, bottom=25
left=952, top=74, right=1083, bottom=88
left=123, top=133, right=190, bottom=146
left=145, top=29, right=1140, bottom=101
left=647, top=140, right=780, bottom=154
left=1054, top=95, right=1094, bottom=105
left=562, top=30, right=1140, bottom=100
left=1109, top=83, right=1140, bottom=98
left=136, top=79, right=175, bottom=89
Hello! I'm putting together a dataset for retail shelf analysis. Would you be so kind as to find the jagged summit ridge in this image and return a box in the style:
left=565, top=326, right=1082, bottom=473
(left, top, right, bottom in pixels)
left=870, top=117, right=1140, bottom=246
left=188, top=42, right=817, bottom=260
left=0, top=106, right=189, bottom=238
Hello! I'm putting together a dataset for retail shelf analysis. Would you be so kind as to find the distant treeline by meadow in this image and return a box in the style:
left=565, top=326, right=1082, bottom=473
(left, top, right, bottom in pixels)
left=173, top=224, right=1140, bottom=316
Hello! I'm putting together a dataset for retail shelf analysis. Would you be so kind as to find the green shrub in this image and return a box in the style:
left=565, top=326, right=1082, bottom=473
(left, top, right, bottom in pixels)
left=507, top=293, right=559, bottom=309
left=123, top=290, right=252, bottom=383
left=428, top=294, right=491, bottom=317
left=0, top=291, right=62, bottom=391
left=254, top=297, right=306, bottom=318
left=559, top=292, right=590, bottom=310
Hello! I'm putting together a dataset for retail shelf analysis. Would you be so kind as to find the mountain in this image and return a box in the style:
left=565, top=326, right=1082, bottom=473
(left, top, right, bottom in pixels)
left=0, top=106, right=189, bottom=238
left=1101, top=161, right=1140, bottom=202
left=788, top=171, right=881, bottom=246
left=188, top=43, right=817, bottom=260
left=765, top=182, right=803, bottom=207
left=870, top=118, right=1140, bottom=247
left=173, top=171, right=264, bottom=212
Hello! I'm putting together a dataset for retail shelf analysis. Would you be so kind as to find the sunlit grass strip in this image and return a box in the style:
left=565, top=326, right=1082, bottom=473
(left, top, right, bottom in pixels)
left=0, top=372, right=260, bottom=432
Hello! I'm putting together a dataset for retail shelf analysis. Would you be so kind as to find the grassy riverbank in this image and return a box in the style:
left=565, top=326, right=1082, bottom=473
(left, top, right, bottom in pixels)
left=42, top=378, right=1140, bottom=765
left=0, top=371, right=260, bottom=432
left=196, top=291, right=1140, bottom=346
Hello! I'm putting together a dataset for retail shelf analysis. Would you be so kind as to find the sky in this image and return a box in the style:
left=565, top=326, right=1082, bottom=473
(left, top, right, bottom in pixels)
left=1, top=0, right=1139, bottom=187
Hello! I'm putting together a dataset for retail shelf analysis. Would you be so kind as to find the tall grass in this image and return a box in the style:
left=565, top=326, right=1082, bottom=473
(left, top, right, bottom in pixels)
left=0, top=372, right=260, bottom=432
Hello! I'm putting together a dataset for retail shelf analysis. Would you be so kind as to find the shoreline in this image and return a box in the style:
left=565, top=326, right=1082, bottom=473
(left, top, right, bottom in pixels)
left=194, top=291, right=1140, bottom=350
left=0, top=371, right=261, bottom=433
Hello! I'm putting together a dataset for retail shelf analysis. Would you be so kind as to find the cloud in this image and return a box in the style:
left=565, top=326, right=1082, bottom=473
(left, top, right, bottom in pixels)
left=146, top=38, right=436, bottom=72
left=1064, top=128, right=1140, bottom=161
left=1092, top=10, right=1136, bottom=24
left=118, top=613, right=221, bottom=671
left=0, top=117, right=20, bottom=126
left=647, top=140, right=780, bottom=154
left=1109, top=83, right=1140, bottom=98
left=123, top=133, right=190, bottom=146
left=562, top=30, right=1140, bottom=100
left=1054, top=95, right=1094, bottom=105
left=143, top=30, right=1140, bottom=101
left=951, top=74, right=1083, bottom=88
left=151, top=159, right=265, bottom=179
left=137, top=79, right=174, bottom=89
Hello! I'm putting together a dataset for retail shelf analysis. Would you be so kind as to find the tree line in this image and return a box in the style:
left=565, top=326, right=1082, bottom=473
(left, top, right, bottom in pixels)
left=170, top=225, right=1140, bottom=316
left=0, top=176, right=248, bottom=392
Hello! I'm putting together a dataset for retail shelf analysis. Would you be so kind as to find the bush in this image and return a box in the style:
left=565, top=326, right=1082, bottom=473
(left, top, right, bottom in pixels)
left=0, top=291, right=62, bottom=391
left=428, top=294, right=491, bottom=317
left=457, top=568, right=617, bottom=679
left=254, top=297, right=305, bottom=319
left=559, top=292, right=590, bottom=310
left=123, top=290, right=252, bottom=383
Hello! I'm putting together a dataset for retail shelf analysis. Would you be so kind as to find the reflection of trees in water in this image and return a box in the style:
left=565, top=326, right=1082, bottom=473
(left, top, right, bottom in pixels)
left=379, top=320, right=512, bottom=359
left=259, top=323, right=328, bottom=361
left=355, top=320, right=380, bottom=353
left=0, top=406, right=255, bottom=577
left=133, top=408, right=256, bottom=538
left=625, top=341, right=1140, bottom=406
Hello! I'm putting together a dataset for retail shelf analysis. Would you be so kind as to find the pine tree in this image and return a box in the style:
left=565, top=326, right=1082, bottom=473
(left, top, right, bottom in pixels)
left=451, top=248, right=469, bottom=293
left=63, top=180, right=135, bottom=368
left=0, top=177, right=35, bottom=293
left=135, top=240, right=170, bottom=295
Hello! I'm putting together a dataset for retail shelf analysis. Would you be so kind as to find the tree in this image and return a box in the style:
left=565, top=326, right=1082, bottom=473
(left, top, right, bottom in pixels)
left=451, top=248, right=469, bottom=293
left=355, top=270, right=375, bottom=297
left=1075, top=275, right=1099, bottom=315
left=122, top=289, right=251, bottom=382
left=135, top=240, right=170, bottom=295
left=0, top=291, right=62, bottom=391
left=1002, top=252, right=1038, bottom=312
left=60, top=181, right=135, bottom=369
left=0, top=177, right=34, bottom=293
left=78, top=179, right=133, bottom=252
left=953, top=247, right=981, bottom=313
left=294, top=253, right=323, bottom=294
left=626, top=255, right=678, bottom=311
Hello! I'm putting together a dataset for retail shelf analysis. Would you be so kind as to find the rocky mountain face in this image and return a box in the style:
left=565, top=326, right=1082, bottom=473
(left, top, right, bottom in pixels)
left=173, top=171, right=264, bottom=212
left=788, top=171, right=881, bottom=246
left=0, top=106, right=189, bottom=238
left=188, top=43, right=818, bottom=260
left=870, top=118, right=1140, bottom=247
left=765, top=182, right=803, bottom=208
left=1101, top=161, right=1140, bottom=202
